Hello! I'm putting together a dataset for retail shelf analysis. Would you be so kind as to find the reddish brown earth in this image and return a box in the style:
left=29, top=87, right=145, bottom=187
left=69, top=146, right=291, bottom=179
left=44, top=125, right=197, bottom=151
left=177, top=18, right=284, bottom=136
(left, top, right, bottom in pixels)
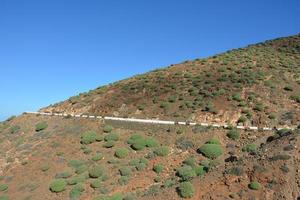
left=0, top=34, right=300, bottom=200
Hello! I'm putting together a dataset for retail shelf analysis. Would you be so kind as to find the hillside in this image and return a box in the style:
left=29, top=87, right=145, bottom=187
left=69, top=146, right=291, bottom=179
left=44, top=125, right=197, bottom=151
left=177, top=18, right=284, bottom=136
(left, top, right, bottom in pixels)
left=0, top=34, right=300, bottom=200
left=42, top=34, right=300, bottom=127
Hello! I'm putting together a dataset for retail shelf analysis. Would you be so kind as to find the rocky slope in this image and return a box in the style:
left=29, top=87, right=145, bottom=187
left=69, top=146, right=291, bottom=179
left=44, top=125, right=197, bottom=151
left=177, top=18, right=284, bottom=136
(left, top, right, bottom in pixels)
left=0, top=34, right=299, bottom=200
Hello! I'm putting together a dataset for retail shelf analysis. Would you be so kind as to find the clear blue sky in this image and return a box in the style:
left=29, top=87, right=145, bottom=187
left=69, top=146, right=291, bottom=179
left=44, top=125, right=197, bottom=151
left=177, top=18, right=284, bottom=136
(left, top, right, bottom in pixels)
left=0, top=0, right=299, bottom=121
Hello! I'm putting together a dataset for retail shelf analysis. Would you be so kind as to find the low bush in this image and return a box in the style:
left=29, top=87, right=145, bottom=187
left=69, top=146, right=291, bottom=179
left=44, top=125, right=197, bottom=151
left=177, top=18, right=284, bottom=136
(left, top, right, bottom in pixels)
left=154, top=146, right=169, bottom=157
left=177, top=181, right=195, bottom=198
left=81, top=131, right=98, bottom=144
left=193, top=165, right=205, bottom=176
left=41, top=163, right=50, bottom=172
left=55, top=171, right=72, bottom=179
left=49, top=179, right=67, bottom=193
left=168, top=95, right=177, bottom=103
left=131, top=138, right=146, bottom=151
left=248, top=181, right=261, bottom=190
left=0, top=184, right=8, bottom=191
left=10, top=125, right=20, bottom=134
left=92, top=153, right=103, bottom=161
left=198, top=144, right=223, bottom=159
left=103, top=125, right=113, bottom=133
left=280, top=163, right=290, bottom=173
left=118, top=176, right=129, bottom=185
left=254, top=103, right=264, bottom=111
left=136, top=163, right=147, bottom=171
left=90, top=179, right=102, bottom=188
left=237, top=116, right=247, bottom=123
left=153, top=164, right=164, bottom=174
left=137, top=104, right=145, bottom=111
left=269, top=154, right=291, bottom=161
left=160, top=102, right=169, bottom=109
left=290, top=94, right=300, bottom=103
left=145, top=137, right=158, bottom=147
left=89, top=165, right=104, bottom=178
left=69, top=183, right=85, bottom=199
left=35, top=122, right=48, bottom=132
left=227, top=129, right=240, bottom=140
left=82, top=146, right=92, bottom=154
left=67, top=174, right=88, bottom=185
left=226, top=166, right=244, bottom=176
left=68, top=160, right=86, bottom=168
left=130, top=158, right=148, bottom=171
left=103, top=141, right=115, bottom=148
left=115, top=148, right=129, bottom=158
left=127, top=134, right=143, bottom=145
left=242, top=143, right=257, bottom=154
left=183, top=156, right=196, bottom=167
left=119, top=166, right=132, bottom=177
left=206, top=138, right=221, bottom=145
left=176, top=165, right=197, bottom=181
left=163, top=178, right=176, bottom=188
left=232, top=93, right=243, bottom=102
left=104, top=133, right=119, bottom=141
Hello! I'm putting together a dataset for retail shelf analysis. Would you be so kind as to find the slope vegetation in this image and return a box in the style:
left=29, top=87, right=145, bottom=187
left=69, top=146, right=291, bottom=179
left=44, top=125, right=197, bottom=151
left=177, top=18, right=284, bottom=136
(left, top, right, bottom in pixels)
left=43, top=34, right=300, bottom=127
left=0, top=34, right=300, bottom=200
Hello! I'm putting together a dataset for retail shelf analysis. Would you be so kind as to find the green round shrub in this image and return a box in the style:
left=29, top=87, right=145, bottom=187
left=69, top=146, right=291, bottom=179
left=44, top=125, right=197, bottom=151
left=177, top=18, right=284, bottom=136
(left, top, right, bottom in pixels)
left=81, top=131, right=97, bottom=144
left=75, top=165, right=88, bottom=174
left=153, top=164, right=164, bottom=174
left=82, top=147, right=92, bottom=154
left=0, top=184, right=8, bottom=191
left=136, top=163, right=146, bottom=171
left=103, top=125, right=113, bottom=133
left=227, top=129, right=240, bottom=140
left=176, top=165, right=197, bottom=181
left=55, top=171, right=72, bottom=179
left=103, top=140, right=115, bottom=148
left=92, top=153, right=103, bottom=161
left=206, top=138, right=221, bottom=145
left=35, top=122, right=48, bottom=132
left=243, top=143, right=257, bottom=154
left=154, top=146, right=169, bottom=157
left=69, top=183, right=85, bottom=199
left=249, top=181, right=261, bottom=190
left=104, top=133, right=119, bottom=141
left=131, top=139, right=146, bottom=151
left=118, top=176, right=129, bottom=185
left=193, top=165, right=205, bottom=176
left=115, top=148, right=129, bottom=158
left=127, top=134, right=143, bottom=145
left=178, top=181, right=195, bottom=198
left=129, top=159, right=140, bottom=166
left=119, top=166, right=132, bottom=177
left=95, top=135, right=104, bottom=142
left=198, top=144, right=223, bottom=159
left=183, top=156, right=196, bottom=167
left=145, top=137, right=158, bottom=147
left=49, top=179, right=67, bottom=193
left=140, top=158, right=149, bottom=165
left=89, top=165, right=104, bottom=178
left=90, top=179, right=102, bottom=188
left=67, top=174, right=87, bottom=185
left=237, top=116, right=247, bottom=123
left=40, top=164, right=50, bottom=172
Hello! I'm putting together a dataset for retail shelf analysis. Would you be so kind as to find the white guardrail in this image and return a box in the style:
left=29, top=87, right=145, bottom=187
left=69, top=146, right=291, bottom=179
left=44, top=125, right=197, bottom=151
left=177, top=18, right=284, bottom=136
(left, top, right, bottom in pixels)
left=24, top=111, right=298, bottom=132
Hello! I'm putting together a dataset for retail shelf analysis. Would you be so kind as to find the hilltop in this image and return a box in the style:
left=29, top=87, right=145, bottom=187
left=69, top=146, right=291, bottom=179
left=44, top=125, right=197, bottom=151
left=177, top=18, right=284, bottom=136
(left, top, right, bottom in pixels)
left=0, top=34, right=299, bottom=200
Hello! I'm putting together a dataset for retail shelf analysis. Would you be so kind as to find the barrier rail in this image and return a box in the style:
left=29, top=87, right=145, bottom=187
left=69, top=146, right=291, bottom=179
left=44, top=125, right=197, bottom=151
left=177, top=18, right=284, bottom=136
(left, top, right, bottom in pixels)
left=24, top=111, right=298, bottom=131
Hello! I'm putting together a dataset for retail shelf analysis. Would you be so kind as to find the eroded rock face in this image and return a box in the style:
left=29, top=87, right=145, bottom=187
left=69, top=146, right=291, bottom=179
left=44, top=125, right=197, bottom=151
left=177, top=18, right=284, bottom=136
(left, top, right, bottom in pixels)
left=195, top=110, right=240, bottom=125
